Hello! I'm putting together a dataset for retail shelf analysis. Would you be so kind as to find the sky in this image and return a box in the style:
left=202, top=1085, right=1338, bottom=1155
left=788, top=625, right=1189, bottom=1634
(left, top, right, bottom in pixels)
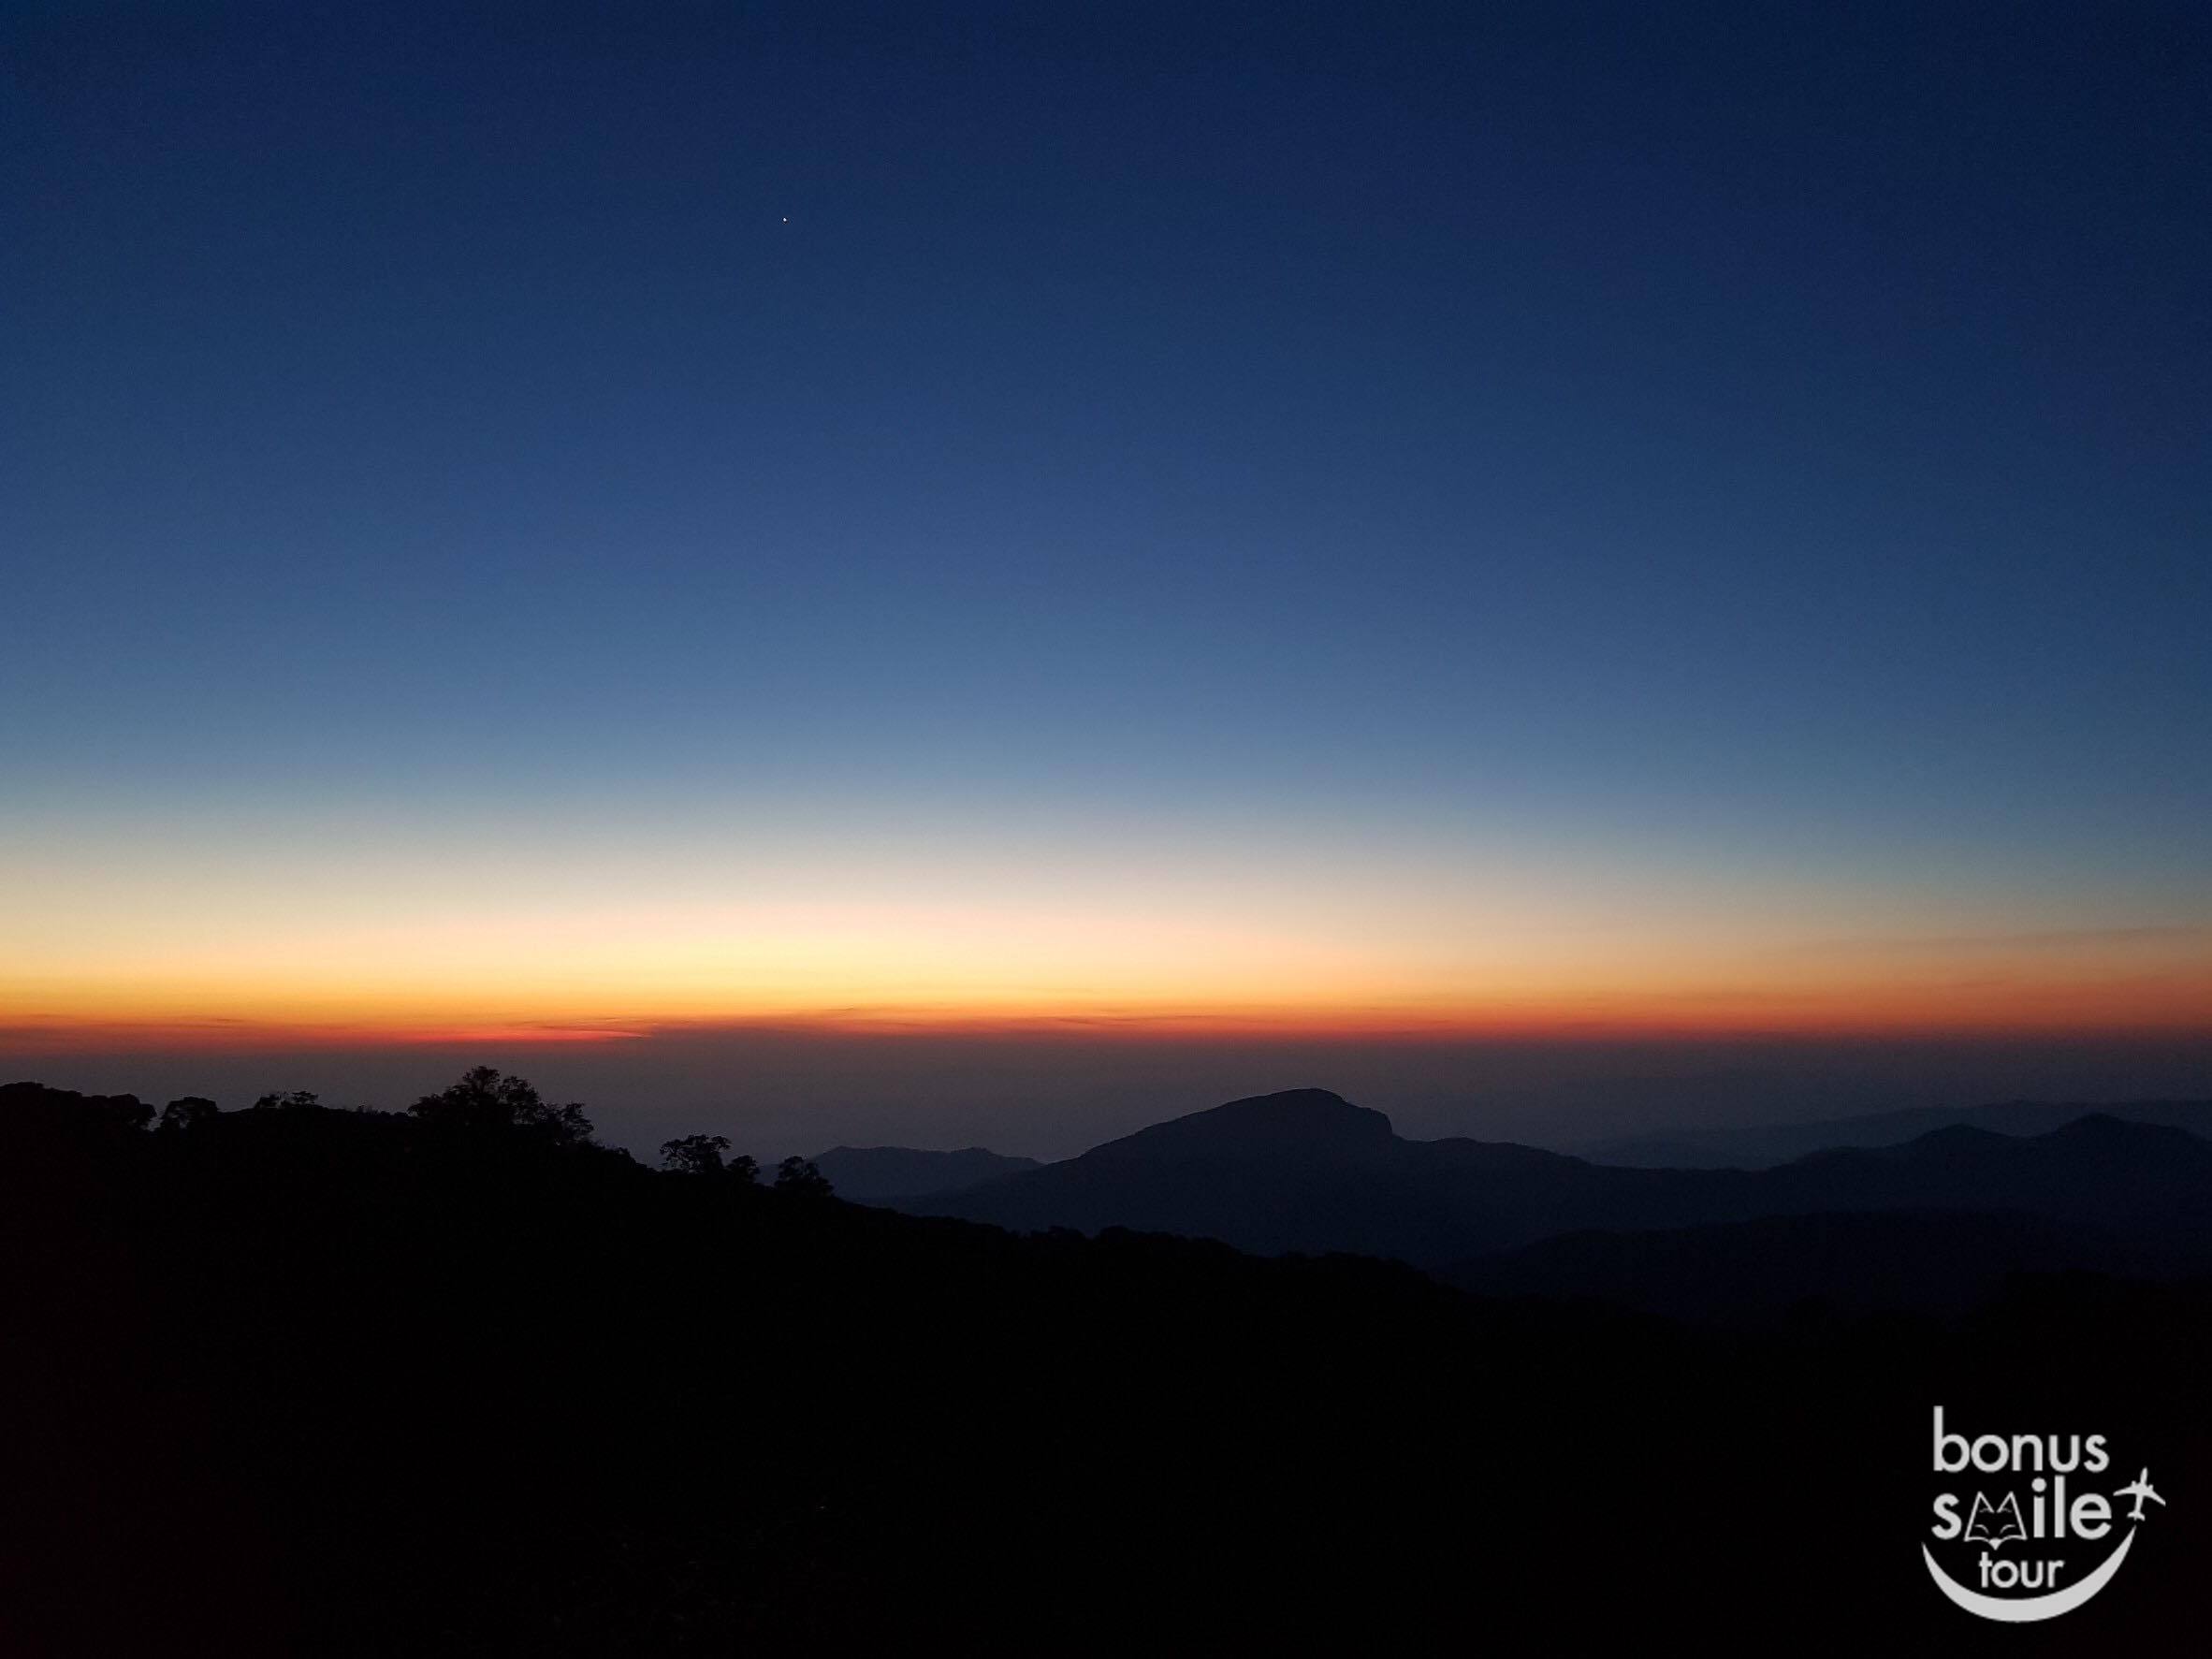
left=5, top=3, right=2208, bottom=1154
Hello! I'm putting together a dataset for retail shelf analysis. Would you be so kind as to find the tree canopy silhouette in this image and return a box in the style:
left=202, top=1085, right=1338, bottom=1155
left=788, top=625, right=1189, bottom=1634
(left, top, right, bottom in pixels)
left=407, top=1067, right=593, bottom=1145
left=158, top=1096, right=219, bottom=1133
left=661, top=1132, right=734, bottom=1176
left=775, top=1155, right=833, bottom=1198
left=252, top=1090, right=321, bottom=1112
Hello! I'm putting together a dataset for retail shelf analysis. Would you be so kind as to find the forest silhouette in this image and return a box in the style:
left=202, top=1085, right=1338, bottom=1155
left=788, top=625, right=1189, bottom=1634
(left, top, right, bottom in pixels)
left=5, top=1072, right=2208, bottom=1652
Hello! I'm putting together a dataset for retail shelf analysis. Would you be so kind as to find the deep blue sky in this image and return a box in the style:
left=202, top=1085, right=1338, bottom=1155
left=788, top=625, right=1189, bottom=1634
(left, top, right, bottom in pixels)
left=6, top=4, right=2208, bottom=1143
left=9, top=1, right=2206, bottom=810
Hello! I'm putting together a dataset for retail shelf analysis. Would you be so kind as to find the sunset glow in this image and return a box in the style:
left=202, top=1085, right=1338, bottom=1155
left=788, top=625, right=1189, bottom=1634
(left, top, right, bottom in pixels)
left=7, top=0, right=2206, bottom=1145
left=10, top=837, right=2206, bottom=1051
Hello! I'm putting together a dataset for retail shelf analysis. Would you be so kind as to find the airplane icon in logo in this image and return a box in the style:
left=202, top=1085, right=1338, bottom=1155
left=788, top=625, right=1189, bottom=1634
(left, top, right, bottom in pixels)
left=2114, top=1469, right=2165, bottom=1523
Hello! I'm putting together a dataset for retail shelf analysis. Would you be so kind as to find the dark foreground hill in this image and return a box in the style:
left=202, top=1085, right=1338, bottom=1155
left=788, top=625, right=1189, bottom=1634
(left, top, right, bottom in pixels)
left=898, top=1089, right=2212, bottom=1272
left=1449, top=1209, right=2133, bottom=1323
left=7, top=1078, right=2212, bottom=1652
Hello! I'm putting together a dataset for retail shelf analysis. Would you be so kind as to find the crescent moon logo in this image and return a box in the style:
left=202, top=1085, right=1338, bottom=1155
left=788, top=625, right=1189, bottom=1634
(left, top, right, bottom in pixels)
left=1921, top=1527, right=2136, bottom=1622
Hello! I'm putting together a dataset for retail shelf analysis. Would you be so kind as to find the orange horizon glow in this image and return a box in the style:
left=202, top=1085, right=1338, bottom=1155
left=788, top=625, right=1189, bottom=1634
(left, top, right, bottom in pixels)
left=9, top=968, right=2210, bottom=1055
left=8, top=820, right=2209, bottom=1059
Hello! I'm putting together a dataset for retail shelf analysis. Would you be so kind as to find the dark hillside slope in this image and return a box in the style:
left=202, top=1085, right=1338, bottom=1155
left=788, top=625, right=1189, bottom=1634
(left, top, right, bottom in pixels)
left=7, top=1080, right=2211, bottom=1652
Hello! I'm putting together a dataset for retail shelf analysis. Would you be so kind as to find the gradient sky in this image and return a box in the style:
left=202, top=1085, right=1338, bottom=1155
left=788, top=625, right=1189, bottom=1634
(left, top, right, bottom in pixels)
left=5, top=4, right=2208, bottom=1145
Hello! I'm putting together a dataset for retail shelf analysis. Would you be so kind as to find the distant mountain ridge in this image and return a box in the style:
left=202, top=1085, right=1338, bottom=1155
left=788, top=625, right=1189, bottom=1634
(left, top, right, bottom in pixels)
left=810, top=1144, right=1042, bottom=1201
left=886, top=1088, right=2212, bottom=1273
left=1076, top=1086, right=1394, bottom=1165
left=1580, top=1098, right=2212, bottom=1169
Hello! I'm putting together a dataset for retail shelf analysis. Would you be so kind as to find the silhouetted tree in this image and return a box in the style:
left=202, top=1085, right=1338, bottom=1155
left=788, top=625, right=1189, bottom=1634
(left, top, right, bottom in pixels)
left=728, top=1152, right=760, bottom=1185
left=252, top=1090, right=321, bottom=1112
left=407, top=1067, right=593, bottom=1146
left=157, top=1096, right=219, bottom=1133
left=0, top=1082, right=152, bottom=1138
left=661, top=1133, right=731, bottom=1176
left=775, top=1156, right=833, bottom=1199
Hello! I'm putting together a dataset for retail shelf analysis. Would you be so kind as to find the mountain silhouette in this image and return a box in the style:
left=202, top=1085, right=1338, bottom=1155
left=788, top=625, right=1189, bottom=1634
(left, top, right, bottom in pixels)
left=809, top=1144, right=1041, bottom=1201
left=11, top=1073, right=2212, bottom=1652
left=1081, top=1086, right=1396, bottom=1163
left=894, top=1091, right=2212, bottom=1271
left=1583, top=1098, right=2212, bottom=1169
left=900, top=1089, right=1471, bottom=1259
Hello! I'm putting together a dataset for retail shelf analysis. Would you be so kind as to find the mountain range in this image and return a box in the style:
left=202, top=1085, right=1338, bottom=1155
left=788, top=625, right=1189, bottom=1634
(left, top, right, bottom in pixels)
left=863, top=1088, right=2212, bottom=1301
left=24, top=1072, right=2212, bottom=1645
left=1579, top=1097, right=2212, bottom=1168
